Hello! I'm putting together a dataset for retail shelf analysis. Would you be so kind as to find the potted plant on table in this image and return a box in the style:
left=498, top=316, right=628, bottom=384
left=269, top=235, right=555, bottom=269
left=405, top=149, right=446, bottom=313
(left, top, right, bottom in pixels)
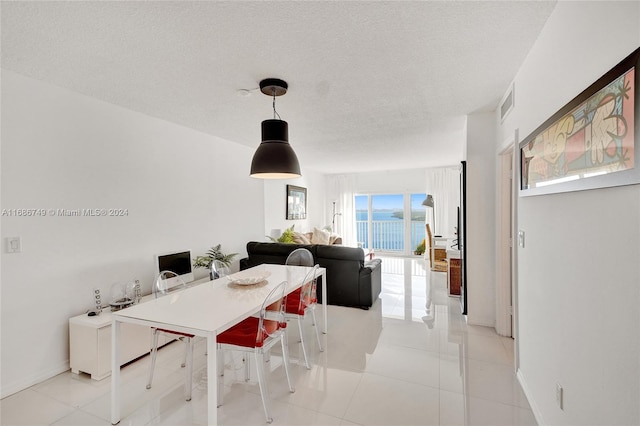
left=193, top=244, right=238, bottom=280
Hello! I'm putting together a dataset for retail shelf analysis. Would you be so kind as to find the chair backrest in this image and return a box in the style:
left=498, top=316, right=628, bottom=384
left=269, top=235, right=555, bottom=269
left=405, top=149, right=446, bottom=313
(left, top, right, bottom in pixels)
left=285, top=248, right=314, bottom=266
left=153, top=270, right=188, bottom=299
left=425, top=224, right=434, bottom=264
left=285, top=264, right=320, bottom=315
left=257, top=281, right=288, bottom=346
left=299, top=264, right=320, bottom=309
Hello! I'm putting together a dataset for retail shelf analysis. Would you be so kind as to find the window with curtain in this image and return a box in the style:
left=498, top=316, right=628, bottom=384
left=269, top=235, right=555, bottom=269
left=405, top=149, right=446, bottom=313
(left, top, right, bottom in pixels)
left=424, top=167, right=461, bottom=237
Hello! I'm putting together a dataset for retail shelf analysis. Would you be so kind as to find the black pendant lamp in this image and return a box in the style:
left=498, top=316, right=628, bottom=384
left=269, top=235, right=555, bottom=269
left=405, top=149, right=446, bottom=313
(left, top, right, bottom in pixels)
left=250, top=78, right=301, bottom=179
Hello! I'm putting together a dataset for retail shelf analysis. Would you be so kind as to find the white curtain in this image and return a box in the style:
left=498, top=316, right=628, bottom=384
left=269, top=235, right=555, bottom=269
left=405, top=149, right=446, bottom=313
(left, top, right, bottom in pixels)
left=424, top=166, right=460, bottom=237
left=325, top=174, right=357, bottom=247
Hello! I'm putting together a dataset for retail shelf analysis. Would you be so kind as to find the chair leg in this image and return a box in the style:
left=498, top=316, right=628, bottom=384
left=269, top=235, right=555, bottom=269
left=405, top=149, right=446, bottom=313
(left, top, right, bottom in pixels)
left=254, top=350, right=273, bottom=424
left=281, top=333, right=295, bottom=393
left=184, top=337, right=192, bottom=401
left=243, top=355, right=250, bottom=382
left=297, top=317, right=311, bottom=369
left=146, top=329, right=160, bottom=389
left=310, top=307, right=323, bottom=352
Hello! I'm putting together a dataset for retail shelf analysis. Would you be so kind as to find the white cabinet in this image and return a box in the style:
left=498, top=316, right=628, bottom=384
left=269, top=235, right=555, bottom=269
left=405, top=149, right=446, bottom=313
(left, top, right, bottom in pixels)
left=69, top=301, right=172, bottom=380
left=69, top=278, right=209, bottom=380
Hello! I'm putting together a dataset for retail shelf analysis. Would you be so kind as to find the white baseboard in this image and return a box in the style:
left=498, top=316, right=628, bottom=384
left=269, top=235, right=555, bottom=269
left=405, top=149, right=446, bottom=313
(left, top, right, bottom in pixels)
left=466, top=315, right=496, bottom=329
left=1, top=361, right=70, bottom=399
left=517, top=368, right=545, bottom=426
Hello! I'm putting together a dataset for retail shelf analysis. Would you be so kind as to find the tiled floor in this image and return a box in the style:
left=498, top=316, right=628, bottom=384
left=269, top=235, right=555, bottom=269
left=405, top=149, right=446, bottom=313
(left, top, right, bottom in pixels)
left=1, top=256, right=536, bottom=425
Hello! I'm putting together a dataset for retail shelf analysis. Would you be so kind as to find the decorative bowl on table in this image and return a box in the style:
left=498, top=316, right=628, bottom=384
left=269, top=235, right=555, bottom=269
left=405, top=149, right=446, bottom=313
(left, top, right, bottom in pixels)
left=227, top=270, right=271, bottom=286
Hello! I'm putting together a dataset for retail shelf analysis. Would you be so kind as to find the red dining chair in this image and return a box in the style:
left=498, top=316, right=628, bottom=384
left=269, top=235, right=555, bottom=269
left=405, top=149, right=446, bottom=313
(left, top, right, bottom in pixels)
left=284, top=264, right=322, bottom=369
left=146, top=270, right=194, bottom=401
left=216, top=280, right=295, bottom=424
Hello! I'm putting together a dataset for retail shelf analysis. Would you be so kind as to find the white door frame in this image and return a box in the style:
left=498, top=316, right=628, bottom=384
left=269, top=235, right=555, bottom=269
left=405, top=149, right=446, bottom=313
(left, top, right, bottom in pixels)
left=496, top=141, right=516, bottom=337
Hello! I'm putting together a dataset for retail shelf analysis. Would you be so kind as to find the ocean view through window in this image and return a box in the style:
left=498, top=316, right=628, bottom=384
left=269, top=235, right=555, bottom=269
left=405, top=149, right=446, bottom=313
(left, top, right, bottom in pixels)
left=355, top=193, right=426, bottom=254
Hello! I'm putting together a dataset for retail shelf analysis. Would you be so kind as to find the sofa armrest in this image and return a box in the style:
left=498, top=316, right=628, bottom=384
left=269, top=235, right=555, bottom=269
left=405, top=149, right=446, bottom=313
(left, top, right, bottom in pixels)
left=239, top=257, right=250, bottom=271
left=364, top=258, right=382, bottom=272
left=358, top=258, right=382, bottom=308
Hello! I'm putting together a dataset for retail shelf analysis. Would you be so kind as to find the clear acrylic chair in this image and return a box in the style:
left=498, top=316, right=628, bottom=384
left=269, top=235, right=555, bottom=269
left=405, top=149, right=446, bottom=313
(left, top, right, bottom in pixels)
left=284, top=264, right=322, bottom=369
left=146, top=270, right=194, bottom=401
left=216, top=281, right=295, bottom=424
left=285, top=247, right=314, bottom=267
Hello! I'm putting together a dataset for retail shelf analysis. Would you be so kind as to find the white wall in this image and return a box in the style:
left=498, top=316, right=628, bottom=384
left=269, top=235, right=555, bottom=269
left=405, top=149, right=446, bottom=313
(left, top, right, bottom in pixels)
left=263, top=169, right=326, bottom=240
left=0, top=71, right=265, bottom=397
left=466, top=112, right=497, bottom=327
left=349, top=168, right=428, bottom=194
left=498, top=2, right=640, bottom=425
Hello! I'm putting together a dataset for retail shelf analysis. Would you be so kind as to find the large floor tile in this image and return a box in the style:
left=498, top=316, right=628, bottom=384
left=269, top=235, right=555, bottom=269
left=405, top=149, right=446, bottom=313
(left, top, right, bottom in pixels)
left=439, top=390, right=537, bottom=426
left=364, top=344, right=440, bottom=388
left=344, top=372, right=440, bottom=426
left=49, top=409, right=111, bottom=426
left=0, top=389, right=75, bottom=426
left=377, top=318, right=441, bottom=352
left=31, top=370, right=112, bottom=408
left=440, top=355, right=530, bottom=409
left=274, top=366, right=364, bottom=419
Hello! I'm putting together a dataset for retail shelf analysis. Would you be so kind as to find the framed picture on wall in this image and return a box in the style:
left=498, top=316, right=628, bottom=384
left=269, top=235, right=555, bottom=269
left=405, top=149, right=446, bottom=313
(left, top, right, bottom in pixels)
left=519, top=47, right=639, bottom=196
left=286, top=185, right=307, bottom=220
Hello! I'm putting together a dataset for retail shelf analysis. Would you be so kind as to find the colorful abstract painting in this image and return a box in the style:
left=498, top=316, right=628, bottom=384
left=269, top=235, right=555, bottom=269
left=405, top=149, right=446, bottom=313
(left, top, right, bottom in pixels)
left=521, top=68, right=635, bottom=189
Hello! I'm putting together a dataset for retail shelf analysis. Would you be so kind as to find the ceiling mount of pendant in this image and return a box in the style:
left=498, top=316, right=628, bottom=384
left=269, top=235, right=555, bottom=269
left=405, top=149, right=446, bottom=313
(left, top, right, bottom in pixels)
left=259, top=78, right=288, bottom=96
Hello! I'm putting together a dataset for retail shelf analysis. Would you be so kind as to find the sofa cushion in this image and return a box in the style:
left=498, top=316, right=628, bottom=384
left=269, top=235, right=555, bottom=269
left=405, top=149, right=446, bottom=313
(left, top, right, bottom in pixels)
left=241, top=242, right=317, bottom=269
left=316, top=244, right=364, bottom=262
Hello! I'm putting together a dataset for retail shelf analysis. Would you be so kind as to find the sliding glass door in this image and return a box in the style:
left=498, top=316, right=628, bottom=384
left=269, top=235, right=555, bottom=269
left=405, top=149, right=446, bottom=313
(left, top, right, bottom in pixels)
left=355, top=193, right=426, bottom=255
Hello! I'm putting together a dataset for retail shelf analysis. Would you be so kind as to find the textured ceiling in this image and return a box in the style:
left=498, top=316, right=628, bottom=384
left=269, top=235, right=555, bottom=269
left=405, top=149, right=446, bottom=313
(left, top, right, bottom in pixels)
left=1, top=1, right=557, bottom=174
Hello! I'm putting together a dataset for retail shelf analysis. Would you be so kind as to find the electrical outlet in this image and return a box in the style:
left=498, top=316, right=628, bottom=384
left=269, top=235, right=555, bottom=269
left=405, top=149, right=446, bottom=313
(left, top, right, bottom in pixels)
left=518, top=230, right=525, bottom=248
left=556, top=384, right=563, bottom=409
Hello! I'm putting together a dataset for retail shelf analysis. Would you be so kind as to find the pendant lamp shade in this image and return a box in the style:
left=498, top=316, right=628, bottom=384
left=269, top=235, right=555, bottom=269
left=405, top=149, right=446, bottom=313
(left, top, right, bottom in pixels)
left=250, top=119, right=301, bottom=179
left=250, top=78, right=301, bottom=179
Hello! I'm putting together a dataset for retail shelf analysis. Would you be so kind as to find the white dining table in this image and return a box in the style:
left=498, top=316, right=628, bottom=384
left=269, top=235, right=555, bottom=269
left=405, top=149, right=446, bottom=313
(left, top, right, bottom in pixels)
left=110, top=264, right=327, bottom=425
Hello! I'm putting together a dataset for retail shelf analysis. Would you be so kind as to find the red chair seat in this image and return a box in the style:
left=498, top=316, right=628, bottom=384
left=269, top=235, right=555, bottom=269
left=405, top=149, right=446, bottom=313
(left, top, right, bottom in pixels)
left=218, top=316, right=282, bottom=348
left=285, top=287, right=317, bottom=316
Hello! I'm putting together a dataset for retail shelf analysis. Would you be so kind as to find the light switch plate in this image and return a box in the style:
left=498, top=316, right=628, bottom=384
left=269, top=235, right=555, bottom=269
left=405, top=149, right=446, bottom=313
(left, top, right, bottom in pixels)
left=518, top=230, right=525, bottom=248
left=6, top=237, right=21, bottom=253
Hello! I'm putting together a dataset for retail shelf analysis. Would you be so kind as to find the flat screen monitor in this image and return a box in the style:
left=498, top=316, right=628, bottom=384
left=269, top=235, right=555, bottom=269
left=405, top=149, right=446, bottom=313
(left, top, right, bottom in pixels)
left=155, top=250, right=194, bottom=284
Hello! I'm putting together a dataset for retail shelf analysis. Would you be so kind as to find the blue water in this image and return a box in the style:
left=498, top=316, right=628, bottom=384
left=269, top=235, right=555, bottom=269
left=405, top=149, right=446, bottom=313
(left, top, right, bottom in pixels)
left=356, top=210, right=400, bottom=221
left=356, top=210, right=425, bottom=252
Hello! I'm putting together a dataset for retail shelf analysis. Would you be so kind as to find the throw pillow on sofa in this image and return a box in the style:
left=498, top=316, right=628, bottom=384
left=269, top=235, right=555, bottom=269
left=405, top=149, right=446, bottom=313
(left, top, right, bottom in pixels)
left=292, top=232, right=311, bottom=244
left=311, top=227, right=330, bottom=245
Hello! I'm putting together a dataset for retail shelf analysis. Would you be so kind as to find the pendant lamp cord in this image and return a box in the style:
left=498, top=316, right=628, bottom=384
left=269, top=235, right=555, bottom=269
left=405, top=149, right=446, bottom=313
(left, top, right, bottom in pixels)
left=272, top=90, right=281, bottom=120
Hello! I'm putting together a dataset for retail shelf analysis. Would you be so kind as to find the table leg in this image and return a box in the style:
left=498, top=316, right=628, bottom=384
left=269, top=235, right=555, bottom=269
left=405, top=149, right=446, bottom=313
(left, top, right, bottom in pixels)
left=207, top=332, right=218, bottom=425
left=110, top=320, right=121, bottom=425
left=321, top=270, right=327, bottom=334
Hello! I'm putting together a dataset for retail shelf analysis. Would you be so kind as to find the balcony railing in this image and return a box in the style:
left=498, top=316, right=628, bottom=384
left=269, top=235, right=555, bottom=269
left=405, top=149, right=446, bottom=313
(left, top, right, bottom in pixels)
left=356, top=220, right=425, bottom=253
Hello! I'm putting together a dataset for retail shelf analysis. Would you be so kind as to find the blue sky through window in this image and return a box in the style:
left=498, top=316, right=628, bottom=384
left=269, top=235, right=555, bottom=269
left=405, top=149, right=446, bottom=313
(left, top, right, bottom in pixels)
left=356, top=194, right=426, bottom=210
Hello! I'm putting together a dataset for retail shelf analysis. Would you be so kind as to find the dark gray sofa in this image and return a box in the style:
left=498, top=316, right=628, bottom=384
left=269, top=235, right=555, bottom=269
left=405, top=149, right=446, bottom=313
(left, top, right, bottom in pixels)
left=239, top=241, right=382, bottom=309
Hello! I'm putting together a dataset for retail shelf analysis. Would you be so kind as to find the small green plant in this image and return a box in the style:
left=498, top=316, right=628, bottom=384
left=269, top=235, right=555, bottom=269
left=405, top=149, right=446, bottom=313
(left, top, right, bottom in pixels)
left=414, top=239, right=426, bottom=255
left=193, top=244, right=238, bottom=269
left=267, top=224, right=296, bottom=243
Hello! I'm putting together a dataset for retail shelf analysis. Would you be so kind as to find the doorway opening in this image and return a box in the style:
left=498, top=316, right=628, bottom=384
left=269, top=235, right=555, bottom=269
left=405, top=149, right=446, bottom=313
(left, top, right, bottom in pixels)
left=497, top=145, right=515, bottom=337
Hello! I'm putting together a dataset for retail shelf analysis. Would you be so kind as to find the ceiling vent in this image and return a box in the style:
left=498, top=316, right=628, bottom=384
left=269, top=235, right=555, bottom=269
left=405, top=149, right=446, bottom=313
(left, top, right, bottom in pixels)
left=500, top=83, right=515, bottom=122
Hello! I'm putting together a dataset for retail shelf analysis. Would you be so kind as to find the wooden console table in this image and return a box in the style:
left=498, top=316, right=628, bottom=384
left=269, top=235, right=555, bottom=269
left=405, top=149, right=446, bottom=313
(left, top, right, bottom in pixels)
left=446, top=246, right=461, bottom=297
